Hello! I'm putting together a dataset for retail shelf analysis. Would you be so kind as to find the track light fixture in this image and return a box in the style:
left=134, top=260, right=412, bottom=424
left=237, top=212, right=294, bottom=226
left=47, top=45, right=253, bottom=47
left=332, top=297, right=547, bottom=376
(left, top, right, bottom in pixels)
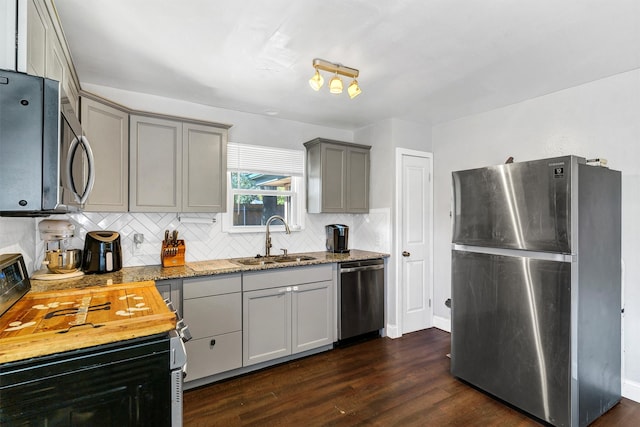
left=309, top=58, right=361, bottom=98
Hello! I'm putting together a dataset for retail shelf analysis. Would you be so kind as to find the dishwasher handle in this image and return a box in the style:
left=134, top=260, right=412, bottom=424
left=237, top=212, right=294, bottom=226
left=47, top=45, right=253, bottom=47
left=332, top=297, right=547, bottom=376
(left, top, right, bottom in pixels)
left=340, top=264, right=385, bottom=273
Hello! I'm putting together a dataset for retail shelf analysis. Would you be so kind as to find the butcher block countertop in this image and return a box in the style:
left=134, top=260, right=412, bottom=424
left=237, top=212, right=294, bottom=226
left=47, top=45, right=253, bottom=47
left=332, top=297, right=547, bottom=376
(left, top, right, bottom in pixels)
left=0, top=281, right=176, bottom=364
left=30, top=249, right=389, bottom=292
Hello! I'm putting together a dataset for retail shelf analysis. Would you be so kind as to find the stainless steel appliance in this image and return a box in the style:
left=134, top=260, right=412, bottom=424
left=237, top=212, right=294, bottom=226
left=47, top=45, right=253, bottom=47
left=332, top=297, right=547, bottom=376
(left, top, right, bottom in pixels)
left=82, top=231, right=123, bottom=274
left=0, top=254, right=30, bottom=317
left=338, top=258, right=384, bottom=340
left=326, top=224, right=349, bottom=253
left=0, top=70, right=95, bottom=216
left=0, top=331, right=187, bottom=426
left=0, top=281, right=190, bottom=426
left=450, top=155, right=621, bottom=427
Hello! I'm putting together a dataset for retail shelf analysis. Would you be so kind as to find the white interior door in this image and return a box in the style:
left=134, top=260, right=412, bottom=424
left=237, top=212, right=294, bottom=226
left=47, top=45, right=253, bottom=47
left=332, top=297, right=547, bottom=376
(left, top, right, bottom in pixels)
left=398, top=149, right=433, bottom=334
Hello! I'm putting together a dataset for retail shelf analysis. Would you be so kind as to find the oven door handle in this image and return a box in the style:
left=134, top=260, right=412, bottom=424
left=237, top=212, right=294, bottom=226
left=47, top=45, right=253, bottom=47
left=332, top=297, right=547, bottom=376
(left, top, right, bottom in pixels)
left=340, top=265, right=385, bottom=273
left=66, top=135, right=95, bottom=205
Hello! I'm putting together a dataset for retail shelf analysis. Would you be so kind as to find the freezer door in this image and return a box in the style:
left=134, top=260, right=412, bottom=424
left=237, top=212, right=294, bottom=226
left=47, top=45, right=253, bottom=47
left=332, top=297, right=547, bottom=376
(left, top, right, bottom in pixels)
left=451, top=250, right=571, bottom=426
left=452, top=156, right=577, bottom=253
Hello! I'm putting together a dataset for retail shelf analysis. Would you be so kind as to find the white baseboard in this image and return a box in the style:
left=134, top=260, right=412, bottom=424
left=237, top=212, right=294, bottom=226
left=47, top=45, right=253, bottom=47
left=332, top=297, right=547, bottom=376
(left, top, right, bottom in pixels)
left=623, top=379, right=640, bottom=403
left=433, top=316, right=451, bottom=333
left=386, top=324, right=401, bottom=339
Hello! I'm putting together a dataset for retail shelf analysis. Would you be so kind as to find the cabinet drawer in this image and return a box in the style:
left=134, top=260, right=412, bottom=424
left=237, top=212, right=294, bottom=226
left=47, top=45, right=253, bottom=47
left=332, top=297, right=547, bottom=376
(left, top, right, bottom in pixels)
left=183, top=273, right=241, bottom=299
left=184, top=331, right=242, bottom=382
left=183, top=293, right=241, bottom=338
left=243, top=264, right=333, bottom=292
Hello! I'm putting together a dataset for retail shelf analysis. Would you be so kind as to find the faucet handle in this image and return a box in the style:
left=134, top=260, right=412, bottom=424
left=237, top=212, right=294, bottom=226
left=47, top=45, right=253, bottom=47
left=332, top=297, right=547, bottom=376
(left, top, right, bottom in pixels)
left=280, top=248, right=288, bottom=257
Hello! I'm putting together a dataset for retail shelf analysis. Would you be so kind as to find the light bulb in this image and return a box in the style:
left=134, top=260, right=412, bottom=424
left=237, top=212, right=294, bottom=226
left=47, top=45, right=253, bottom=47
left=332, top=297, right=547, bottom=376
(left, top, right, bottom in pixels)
left=329, top=74, right=343, bottom=94
left=348, top=79, right=361, bottom=99
left=309, top=70, right=324, bottom=91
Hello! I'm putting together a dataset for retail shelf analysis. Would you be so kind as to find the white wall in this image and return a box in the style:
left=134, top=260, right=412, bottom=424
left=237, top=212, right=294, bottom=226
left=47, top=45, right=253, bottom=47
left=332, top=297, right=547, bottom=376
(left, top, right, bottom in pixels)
left=432, top=68, right=640, bottom=401
left=0, top=218, right=37, bottom=271
left=354, top=118, right=432, bottom=336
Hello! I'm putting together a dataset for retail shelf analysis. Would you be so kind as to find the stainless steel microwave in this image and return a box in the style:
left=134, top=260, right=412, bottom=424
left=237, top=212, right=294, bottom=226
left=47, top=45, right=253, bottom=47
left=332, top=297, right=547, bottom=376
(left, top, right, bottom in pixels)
left=0, top=70, right=95, bottom=216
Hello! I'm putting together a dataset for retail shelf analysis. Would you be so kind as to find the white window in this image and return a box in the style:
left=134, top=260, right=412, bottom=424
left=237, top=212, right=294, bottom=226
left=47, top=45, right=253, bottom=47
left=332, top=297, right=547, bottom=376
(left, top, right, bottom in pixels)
left=223, top=143, right=305, bottom=233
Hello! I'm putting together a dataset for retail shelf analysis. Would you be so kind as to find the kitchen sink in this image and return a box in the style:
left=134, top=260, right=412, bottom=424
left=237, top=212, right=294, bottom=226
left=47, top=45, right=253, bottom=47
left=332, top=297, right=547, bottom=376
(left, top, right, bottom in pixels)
left=232, top=255, right=315, bottom=266
left=274, top=255, right=315, bottom=263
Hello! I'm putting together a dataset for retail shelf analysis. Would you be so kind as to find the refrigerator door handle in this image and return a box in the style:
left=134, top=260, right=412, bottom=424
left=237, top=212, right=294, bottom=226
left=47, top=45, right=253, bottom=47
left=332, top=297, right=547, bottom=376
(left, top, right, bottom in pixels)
left=452, top=244, right=576, bottom=263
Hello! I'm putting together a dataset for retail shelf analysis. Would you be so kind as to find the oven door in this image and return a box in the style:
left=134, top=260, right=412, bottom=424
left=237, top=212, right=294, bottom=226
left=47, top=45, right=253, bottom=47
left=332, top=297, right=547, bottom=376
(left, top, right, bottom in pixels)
left=0, top=334, right=173, bottom=426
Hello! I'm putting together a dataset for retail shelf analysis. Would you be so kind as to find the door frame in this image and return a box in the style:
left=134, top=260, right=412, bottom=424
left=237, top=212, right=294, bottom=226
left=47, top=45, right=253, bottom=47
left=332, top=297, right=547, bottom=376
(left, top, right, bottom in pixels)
left=390, top=148, right=434, bottom=338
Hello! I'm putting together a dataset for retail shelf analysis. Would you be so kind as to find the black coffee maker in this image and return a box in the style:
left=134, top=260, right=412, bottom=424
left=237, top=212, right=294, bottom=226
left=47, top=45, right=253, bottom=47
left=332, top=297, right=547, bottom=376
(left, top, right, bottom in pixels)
left=325, top=224, right=349, bottom=253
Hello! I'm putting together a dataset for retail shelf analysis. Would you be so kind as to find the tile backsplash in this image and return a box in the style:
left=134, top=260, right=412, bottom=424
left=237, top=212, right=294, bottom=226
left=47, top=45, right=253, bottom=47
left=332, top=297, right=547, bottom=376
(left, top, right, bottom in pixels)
left=1, top=209, right=391, bottom=274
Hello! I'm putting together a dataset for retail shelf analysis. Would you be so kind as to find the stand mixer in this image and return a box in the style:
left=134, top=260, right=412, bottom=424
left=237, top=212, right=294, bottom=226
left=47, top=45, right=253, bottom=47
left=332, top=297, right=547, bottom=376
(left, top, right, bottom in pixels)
left=31, top=220, right=84, bottom=280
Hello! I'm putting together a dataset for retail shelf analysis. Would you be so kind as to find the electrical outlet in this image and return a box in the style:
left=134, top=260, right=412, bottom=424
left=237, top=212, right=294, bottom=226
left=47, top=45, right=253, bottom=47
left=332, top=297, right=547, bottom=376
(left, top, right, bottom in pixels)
left=133, top=233, right=144, bottom=255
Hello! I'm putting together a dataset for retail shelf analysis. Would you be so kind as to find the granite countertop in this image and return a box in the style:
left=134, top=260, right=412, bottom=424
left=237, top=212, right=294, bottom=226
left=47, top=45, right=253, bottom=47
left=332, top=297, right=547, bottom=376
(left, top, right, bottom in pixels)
left=30, top=249, right=389, bottom=292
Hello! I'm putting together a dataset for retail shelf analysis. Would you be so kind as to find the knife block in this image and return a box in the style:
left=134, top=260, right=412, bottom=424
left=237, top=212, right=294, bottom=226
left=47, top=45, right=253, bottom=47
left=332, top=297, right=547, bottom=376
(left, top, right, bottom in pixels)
left=161, top=240, right=185, bottom=267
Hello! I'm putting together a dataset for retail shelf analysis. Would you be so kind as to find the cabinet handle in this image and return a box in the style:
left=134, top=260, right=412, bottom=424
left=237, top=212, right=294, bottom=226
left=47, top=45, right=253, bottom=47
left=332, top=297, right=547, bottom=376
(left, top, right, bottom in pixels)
left=286, top=287, right=292, bottom=292
left=210, top=339, right=216, bottom=347
left=293, top=286, right=299, bottom=292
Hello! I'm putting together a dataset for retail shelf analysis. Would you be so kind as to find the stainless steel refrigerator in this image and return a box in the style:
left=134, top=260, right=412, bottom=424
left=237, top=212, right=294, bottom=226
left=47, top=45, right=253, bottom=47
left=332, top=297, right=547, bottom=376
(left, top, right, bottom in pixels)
left=450, top=155, right=621, bottom=427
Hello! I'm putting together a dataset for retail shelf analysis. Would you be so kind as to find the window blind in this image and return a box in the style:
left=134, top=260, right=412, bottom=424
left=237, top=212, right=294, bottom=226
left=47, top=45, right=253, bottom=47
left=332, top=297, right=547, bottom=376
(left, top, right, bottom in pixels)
left=227, top=142, right=304, bottom=176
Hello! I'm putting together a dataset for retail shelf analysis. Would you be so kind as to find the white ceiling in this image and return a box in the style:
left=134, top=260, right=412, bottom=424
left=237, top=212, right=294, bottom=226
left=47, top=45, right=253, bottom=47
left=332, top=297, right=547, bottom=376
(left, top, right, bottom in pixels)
left=53, top=0, right=640, bottom=130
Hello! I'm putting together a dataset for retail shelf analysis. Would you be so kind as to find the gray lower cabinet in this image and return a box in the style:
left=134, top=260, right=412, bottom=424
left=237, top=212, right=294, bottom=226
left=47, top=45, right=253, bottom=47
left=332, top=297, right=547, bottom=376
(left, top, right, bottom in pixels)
left=182, top=274, right=242, bottom=382
left=243, top=265, right=333, bottom=366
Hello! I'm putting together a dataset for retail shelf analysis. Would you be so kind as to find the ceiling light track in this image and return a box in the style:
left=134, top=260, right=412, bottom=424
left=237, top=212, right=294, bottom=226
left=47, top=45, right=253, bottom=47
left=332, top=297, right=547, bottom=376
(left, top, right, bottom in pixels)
left=309, top=58, right=361, bottom=98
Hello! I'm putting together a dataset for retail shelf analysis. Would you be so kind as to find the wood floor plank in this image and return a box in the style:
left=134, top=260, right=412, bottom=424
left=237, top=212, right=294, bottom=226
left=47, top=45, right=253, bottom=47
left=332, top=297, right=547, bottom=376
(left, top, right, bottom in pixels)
left=184, top=328, right=640, bottom=426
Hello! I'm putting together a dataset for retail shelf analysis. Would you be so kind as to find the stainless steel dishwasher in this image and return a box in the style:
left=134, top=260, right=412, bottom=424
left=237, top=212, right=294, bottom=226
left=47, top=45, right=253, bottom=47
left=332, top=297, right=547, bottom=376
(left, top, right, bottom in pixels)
left=338, top=258, right=385, bottom=340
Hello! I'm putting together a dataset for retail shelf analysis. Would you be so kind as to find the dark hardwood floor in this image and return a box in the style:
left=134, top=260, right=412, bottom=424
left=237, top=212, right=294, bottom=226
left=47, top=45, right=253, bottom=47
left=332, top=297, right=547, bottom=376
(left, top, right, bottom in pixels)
left=184, top=328, right=640, bottom=426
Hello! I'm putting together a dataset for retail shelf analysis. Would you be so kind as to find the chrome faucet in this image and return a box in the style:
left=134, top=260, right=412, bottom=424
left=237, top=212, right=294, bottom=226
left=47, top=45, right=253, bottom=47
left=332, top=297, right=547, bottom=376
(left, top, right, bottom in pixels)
left=265, top=215, right=291, bottom=257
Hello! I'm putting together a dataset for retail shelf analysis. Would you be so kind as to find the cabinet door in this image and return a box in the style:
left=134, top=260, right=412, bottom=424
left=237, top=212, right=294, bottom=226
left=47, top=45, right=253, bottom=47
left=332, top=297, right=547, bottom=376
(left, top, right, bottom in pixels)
left=292, top=280, right=334, bottom=354
left=130, top=115, right=182, bottom=212
left=346, top=147, right=370, bottom=213
left=184, top=332, right=242, bottom=381
left=320, top=144, right=347, bottom=212
left=81, top=97, right=129, bottom=212
left=182, top=123, right=227, bottom=212
left=183, top=293, right=241, bottom=339
left=243, top=287, right=291, bottom=366
left=26, top=0, right=46, bottom=76
left=45, top=33, right=63, bottom=84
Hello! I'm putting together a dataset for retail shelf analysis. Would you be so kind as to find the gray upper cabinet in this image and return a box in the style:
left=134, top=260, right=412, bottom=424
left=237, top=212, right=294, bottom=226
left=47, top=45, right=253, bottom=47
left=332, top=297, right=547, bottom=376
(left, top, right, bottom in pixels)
left=26, top=0, right=47, bottom=77
left=130, top=114, right=229, bottom=213
left=130, top=115, right=182, bottom=212
left=81, top=96, right=129, bottom=212
left=304, top=138, right=370, bottom=213
left=16, top=0, right=80, bottom=114
left=182, top=123, right=227, bottom=212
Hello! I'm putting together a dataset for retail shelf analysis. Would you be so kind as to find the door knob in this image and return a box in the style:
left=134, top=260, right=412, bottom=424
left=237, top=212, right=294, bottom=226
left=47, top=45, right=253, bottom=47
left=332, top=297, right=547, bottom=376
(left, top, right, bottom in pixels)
left=402, top=251, right=410, bottom=257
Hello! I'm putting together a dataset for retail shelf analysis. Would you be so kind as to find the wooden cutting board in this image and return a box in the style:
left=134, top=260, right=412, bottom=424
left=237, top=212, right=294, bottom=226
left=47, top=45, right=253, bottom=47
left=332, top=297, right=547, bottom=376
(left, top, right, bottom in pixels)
left=0, top=281, right=176, bottom=364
